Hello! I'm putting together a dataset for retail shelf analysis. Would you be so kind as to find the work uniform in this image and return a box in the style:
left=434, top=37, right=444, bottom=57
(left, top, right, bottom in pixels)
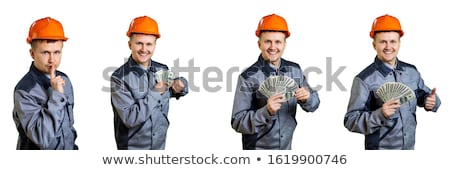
left=232, top=55, right=320, bottom=150
left=111, top=57, right=188, bottom=150
left=344, top=57, right=441, bottom=150
left=13, top=63, right=78, bottom=150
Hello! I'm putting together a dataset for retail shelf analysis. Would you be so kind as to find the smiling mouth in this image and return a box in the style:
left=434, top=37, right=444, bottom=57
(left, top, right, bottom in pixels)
left=267, top=50, right=278, bottom=55
left=383, top=49, right=395, bottom=54
left=138, top=52, right=150, bottom=57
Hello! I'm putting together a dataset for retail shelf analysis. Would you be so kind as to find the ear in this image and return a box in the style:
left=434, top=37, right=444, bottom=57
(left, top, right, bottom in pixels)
left=29, top=48, right=35, bottom=60
left=372, top=40, right=376, bottom=49
left=128, top=40, right=132, bottom=50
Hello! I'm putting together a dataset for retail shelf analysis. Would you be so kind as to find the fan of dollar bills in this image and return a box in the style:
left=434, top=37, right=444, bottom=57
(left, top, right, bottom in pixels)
left=155, top=69, right=175, bottom=86
left=376, top=82, right=416, bottom=104
left=258, top=76, right=299, bottom=100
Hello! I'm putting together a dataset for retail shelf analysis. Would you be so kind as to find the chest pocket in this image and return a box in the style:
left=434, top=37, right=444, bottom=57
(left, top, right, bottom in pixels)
left=129, top=74, right=150, bottom=99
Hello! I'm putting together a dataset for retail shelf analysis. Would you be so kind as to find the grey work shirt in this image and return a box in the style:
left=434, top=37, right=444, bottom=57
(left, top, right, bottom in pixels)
left=111, top=57, right=188, bottom=150
left=13, top=63, right=77, bottom=150
left=344, top=57, right=441, bottom=150
left=231, top=55, right=320, bottom=150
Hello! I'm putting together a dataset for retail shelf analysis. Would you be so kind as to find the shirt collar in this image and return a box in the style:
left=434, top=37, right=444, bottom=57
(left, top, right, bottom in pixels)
left=257, top=54, right=288, bottom=76
left=29, top=62, right=51, bottom=90
left=128, top=55, right=156, bottom=73
left=374, top=56, right=405, bottom=77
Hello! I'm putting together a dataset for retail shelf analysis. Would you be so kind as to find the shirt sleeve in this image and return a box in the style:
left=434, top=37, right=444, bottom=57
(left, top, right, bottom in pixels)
left=344, top=77, right=387, bottom=135
left=415, top=73, right=441, bottom=112
left=231, top=76, right=275, bottom=134
left=297, top=75, right=320, bottom=112
left=14, top=89, right=67, bottom=149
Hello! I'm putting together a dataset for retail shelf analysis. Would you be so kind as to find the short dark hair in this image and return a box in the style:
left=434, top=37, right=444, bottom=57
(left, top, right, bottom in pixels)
left=30, top=39, right=63, bottom=51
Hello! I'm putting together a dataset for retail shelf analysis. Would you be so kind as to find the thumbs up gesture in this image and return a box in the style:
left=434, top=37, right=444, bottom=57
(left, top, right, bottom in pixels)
left=50, top=66, right=65, bottom=94
left=425, top=88, right=436, bottom=110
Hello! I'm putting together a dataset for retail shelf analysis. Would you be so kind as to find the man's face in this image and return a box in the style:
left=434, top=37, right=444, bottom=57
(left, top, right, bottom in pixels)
left=373, top=31, right=401, bottom=66
left=258, top=31, right=287, bottom=66
left=129, top=34, right=157, bottom=67
left=30, top=40, right=63, bottom=74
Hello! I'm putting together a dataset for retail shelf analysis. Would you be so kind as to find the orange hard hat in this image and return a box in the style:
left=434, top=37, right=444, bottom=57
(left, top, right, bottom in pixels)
left=126, top=16, right=160, bottom=38
left=255, top=14, right=290, bottom=38
left=26, top=17, right=68, bottom=44
left=370, top=14, right=404, bottom=38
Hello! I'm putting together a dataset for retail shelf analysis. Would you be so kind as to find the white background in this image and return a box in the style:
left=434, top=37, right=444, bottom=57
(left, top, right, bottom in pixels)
left=0, top=0, right=448, bottom=169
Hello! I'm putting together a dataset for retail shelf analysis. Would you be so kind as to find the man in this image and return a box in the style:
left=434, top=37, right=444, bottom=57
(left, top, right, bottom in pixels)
left=111, top=16, right=188, bottom=150
left=231, top=14, right=320, bottom=150
left=344, top=14, right=441, bottom=150
left=13, top=17, right=78, bottom=150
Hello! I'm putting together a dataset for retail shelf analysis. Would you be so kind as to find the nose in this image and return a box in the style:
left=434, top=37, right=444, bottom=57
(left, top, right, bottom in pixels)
left=48, top=53, right=55, bottom=63
left=269, top=42, right=276, bottom=50
left=385, top=42, right=392, bottom=49
left=139, top=44, right=146, bottom=51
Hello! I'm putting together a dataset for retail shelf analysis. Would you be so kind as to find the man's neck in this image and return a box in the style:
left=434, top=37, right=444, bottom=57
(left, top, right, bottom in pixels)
left=269, top=62, right=280, bottom=70
left=384, top=60, right=397, bottom=70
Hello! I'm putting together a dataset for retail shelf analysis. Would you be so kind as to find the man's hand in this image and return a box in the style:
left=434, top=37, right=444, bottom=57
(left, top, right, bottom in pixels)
left=171, top=79, right=185, bottom=94
left=50, top=66, right=65, bottom=94
left=267, top=93, right=286, bottom=116
left=382, top=99, right=400, bottom=118
left=154, top=81, right=168, bottom=94
left=425, top=88, right=437, bottom=110
left=294, top=87, right=310, bottom=103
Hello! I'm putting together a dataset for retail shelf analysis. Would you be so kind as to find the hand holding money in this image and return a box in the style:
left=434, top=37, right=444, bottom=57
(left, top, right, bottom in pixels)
left=381, top=99, right=400, bottom=118
left=155, top=69, right=175, bottom=86
left=154, top=69, right=175, bottom=94
left=267, top=93, right=286, bottom=116
left=154, top=81, right=168, bottom=94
